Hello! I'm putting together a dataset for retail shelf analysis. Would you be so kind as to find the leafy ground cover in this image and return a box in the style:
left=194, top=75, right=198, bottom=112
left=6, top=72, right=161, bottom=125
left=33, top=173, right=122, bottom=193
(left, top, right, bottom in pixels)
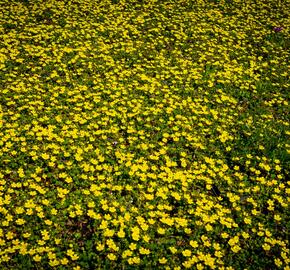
left=0, top=0, right=289, bottom=269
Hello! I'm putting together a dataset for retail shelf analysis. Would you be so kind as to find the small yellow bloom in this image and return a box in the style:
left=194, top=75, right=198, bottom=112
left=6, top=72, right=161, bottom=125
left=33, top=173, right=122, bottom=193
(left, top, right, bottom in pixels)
left=117, top=230, right=125, bottom=238
left=190, top=240, right=198, bottom=248
left=23, top=233, right=31, bottom=238
left=183, top=260, right=193, bottom=268
left=182, top=249, right=192, bottom=257
left=132, top=256, right=140, bottom=264
left=169, top=247, right=177, bottom=254
left=107, top=253, right=117, bottom=261
left=274, top=258, right=282, bottom=267
left=129, top=243, right=137, bottom=250
left=96, top=243, right=105, bottom=251
left=41, top=153, right=50, bottom=160
left=139, top=247, right=150, bottom=255
left=157, top=227, right=166, bottom=235
left=33, top=254, right=42, bottom=262
left=242, top=232, right=250, bottom=239
left=61, top=258, right=69, bottom=265
left=231, top=245, right=241, bottom=253
left=262, top=243, right=271, bottom=251
left=159, top=257, right=167, bottom=264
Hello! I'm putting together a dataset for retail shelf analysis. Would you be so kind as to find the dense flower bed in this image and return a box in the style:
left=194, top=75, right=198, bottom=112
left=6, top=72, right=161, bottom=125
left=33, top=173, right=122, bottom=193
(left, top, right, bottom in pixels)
left=0, top=0, right=289, bottom=269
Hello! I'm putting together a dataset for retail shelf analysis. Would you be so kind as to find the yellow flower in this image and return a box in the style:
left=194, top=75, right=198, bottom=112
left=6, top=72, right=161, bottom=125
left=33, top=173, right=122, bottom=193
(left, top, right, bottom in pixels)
left=190, top=240, right=198, bottom=248
left=231, top=245, right=241, bottom=253
left=49, top=259, right=60, bottom=267
left=6, top=232, right=15, bottom=239
left=242, top=232, right=250, bottom=239
left=88, top=201, right=95, bottom=208
left=131, top=226, right=140, bottom=241
left=23, top=232, right=31, bottom=238
left=61, top=258, right=69, bottom=265
left=140, top=247, right=150, bottom=255
left=104, top=229, right=114, bottom=237
left=143, top=235, right=150, bottom=242
left=183, top=260, right=194, bottom=268
left=122, top=250, right=133, bottom=258
left=117, top=230, right=125, bottom=238
left=205, top=224, right=213, bottom=231
left=33, top=254, right=42, bottom=262
left=244, top=217, right=252, bottom=224
left=182, top=249, right=192, bottom=257
left=71, top=254, right=79, bottom=261
left=215, top=251, right=223, bottom=258
left=55, top=238, right=61, bottom=245
left=262, top=243, right=271, bottom=251
left=274, top=258, right=283, bottom=267
left=96, top=243, right=105, bottom=251
left=129, top=243, right=137, bottom=250
left=159, top=257, right=167, bottom=264
left=67, top=249, right=79, bottom=260
left=15, top=218, right=26, bottom=225
left=203, top=254, right=215, bottom=268
left=132, top=256, right=140, bottom=264
left=41, top=153, right=50, bottom=160
left=161, top=217, right=174, bottom=226
left=228, top=236, right=239, bottom=246
left=107, top=253, right=117, bottom=261
left=169, top=247, right=177, bottom=254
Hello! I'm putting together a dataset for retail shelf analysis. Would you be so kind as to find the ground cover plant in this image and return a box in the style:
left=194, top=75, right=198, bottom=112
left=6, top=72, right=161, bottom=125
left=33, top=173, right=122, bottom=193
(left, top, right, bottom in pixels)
left=0, top=0, right=289, bottom=269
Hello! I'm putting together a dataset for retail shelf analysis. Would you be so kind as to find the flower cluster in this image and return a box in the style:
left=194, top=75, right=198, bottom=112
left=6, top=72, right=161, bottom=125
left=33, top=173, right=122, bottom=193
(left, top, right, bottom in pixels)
left=0, top=0, right=289, bottom=269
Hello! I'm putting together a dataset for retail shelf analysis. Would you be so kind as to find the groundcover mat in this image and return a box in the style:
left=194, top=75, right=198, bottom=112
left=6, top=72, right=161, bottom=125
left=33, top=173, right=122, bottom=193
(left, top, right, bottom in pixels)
left=0, top=0, right=289, bottom=269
